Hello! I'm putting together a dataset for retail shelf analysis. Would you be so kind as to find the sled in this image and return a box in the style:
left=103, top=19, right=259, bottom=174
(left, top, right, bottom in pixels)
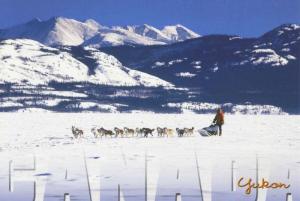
left=198, top=124, right=219, bottom=136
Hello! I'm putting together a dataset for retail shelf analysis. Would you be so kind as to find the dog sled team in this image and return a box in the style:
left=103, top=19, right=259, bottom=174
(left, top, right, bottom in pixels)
left=72, top=126, right=195, bottom=139
left=72, top=108, right=225, bottom=139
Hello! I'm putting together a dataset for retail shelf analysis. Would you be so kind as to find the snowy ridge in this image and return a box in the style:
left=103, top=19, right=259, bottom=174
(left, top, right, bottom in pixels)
left=165, top=102, right=287, bottom=115
left=82, top=23, right=200, bottom=47
left=0, top=17, right=200, bottom=47
left=82, top=27, right=166, bottom=48
left=0, top=39, right=173, bottom=87
left=123, top=24, right=170, bottom=42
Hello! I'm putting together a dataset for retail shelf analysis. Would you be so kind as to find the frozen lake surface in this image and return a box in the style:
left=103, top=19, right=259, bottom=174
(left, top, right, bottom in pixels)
left=0, top=113, right=299, bottom=201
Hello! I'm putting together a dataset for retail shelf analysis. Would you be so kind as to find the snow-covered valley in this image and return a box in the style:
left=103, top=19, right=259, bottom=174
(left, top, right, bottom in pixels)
left=0, top=113, right=299, bottom=201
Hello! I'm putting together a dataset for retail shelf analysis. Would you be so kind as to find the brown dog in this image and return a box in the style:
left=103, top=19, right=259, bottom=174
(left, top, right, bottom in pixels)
left=184, top=127, right=194, bottom=136
left=124, top=127, right=135, bottom=137
left=114, top=127, right=124, bottom=137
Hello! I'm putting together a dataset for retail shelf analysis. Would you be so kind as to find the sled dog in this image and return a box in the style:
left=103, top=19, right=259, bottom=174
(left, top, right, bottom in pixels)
left=72, top=126, right=84, bottom=138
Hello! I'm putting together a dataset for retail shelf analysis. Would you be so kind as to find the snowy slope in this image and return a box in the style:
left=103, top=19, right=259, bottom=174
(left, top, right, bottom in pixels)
left=0, top=17, right=200, bottom=47
left=76, top=46, right=173, bottom=87
left=82, top=27, right=166, bottom=48
left=161, top=24, right=200, bottom=41
left=0, top=39, right=173, bottom=87
left=0, top=39, right=90, bottom=84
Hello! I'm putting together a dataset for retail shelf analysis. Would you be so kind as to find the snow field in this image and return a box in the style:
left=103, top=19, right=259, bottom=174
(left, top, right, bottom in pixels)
left=0, top=113, right=299, bottom=201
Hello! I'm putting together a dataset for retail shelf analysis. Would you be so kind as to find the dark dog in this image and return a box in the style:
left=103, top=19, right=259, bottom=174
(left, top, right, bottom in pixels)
left=99, top=127, right=114, bottom=137
left=176, top=128, right=185, bottom=137
left=157, top=127, right=164, bottom=137
left=142, top=128, right=154, bottom=138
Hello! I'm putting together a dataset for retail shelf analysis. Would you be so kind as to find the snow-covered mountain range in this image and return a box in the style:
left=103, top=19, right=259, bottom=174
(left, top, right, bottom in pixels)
left=0, top=17, right=200, bottom=47
left=100, top=23, right=300, bottom=113
left=102, top=23, right=300, bottom=84
left=0, top=19, right=299, bottom=113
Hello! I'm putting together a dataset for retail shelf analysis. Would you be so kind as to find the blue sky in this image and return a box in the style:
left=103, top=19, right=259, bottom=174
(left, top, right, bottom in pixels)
left=0, top=0, right=300, bottom=37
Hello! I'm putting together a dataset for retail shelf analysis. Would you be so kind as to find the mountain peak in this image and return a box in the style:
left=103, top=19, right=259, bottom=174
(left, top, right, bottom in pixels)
left=277, top=23, right=300, bottom=32
left=161, top=24, right=200, bottom=41
left=278, top=23, right=300, bottom=29
left=267, top=23, right=300, bottom=34
left=174, top=24, right=185, bottom=28
left=260, top=23, right=300, bottom=40
left=163, top=24, right=188, bottom=29
left=140, top=24, right=153, bottom=28
left=84, top=19, right=102, bottom=29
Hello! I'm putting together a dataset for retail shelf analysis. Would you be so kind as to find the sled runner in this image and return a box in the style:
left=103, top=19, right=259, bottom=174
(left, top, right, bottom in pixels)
left=198, top=124, right=219, bottom=136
